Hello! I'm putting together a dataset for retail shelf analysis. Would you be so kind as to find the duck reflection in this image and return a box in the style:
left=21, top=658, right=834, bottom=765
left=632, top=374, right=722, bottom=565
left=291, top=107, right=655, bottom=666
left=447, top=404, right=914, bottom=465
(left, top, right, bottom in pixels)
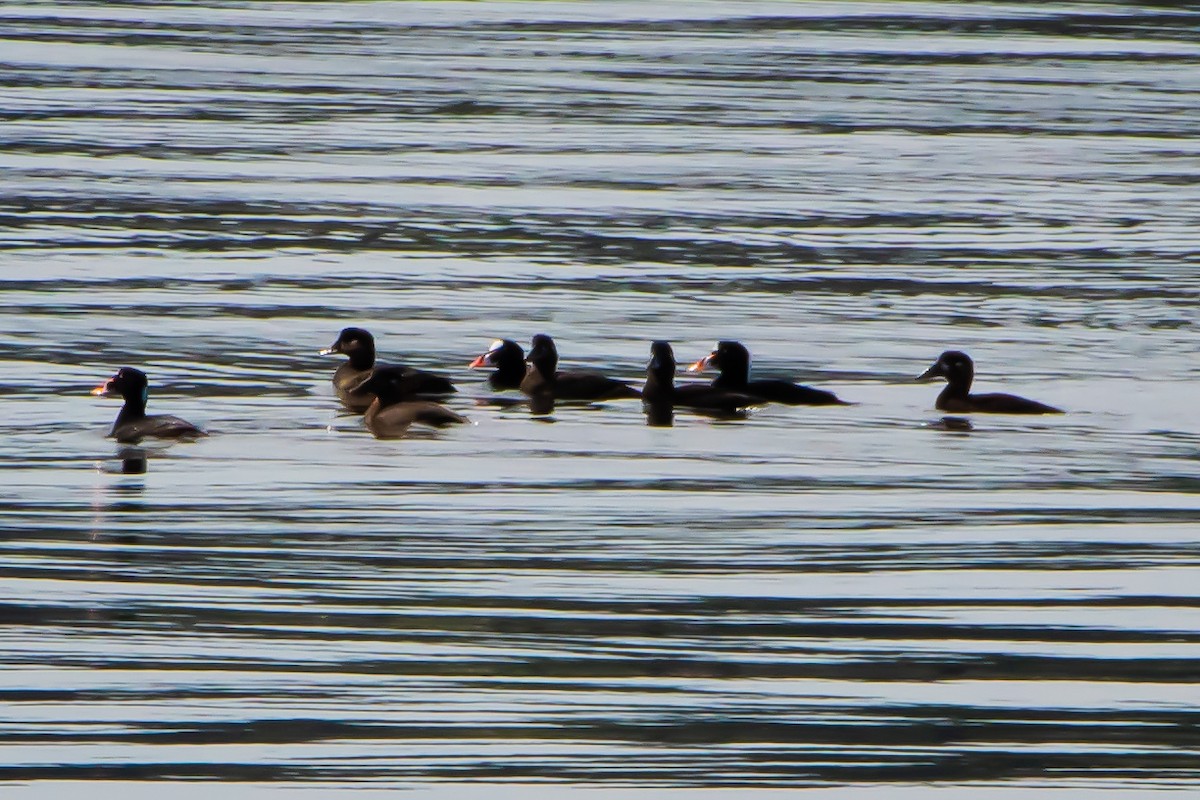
left=644, top=402, right=674, bottom=428
left=119, top=446, right=148, bottom=474
left=926, top=416, right=975, bottom=432
left=529, top=392, right=556, bottom=418
left=90, top=452, right=147, bottom=542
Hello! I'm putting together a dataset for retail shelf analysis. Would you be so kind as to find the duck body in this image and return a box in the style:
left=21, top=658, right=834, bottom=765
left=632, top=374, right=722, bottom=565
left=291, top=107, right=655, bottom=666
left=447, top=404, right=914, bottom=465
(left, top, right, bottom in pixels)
left=365, top=400, right=469, bottom=439
left=92, top=367, right=206, bottom=444
left=386, top=367, right=456, bottom=398
left=643, top=341, right=763, bottom=413
left=935, top=390, right=1061, bottom=415
left=321, top=327, right=455, bottom=412
left=520, top=334, right=640, bottom=401
left=724, top=376, right=843, bottom=406
left=358, top=367, right=468, bottom=439
left=689, top=340, right=850, bottom=406
left=331, top=361, right=374, bottom=412
left=918, top=350, right=1064, bottom=415
left=469, top=339, right=526, bottom=391
left=109, top=414, right=206, bottom=444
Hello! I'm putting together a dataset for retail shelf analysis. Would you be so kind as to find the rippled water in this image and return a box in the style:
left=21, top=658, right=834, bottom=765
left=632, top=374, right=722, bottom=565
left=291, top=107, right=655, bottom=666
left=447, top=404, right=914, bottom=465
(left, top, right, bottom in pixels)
left=2, top=1, right=1199, bottom=796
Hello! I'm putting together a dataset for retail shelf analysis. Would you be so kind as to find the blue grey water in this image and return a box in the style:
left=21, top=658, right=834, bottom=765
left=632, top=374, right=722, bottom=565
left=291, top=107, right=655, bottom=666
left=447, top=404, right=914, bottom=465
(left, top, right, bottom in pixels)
left=1, top=1, right=1198, bottom=796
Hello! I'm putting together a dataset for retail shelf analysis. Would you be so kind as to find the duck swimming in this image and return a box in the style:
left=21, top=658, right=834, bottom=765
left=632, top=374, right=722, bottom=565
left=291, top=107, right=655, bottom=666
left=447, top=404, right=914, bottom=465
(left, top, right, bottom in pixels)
left=643, top=341, right=764, bottom=413
left=917, top=350, right=1064, bottom=414
left=688, top=340, right=850, bottom=406
left=520, top=334, right=640, bottom=402
left=91, top=367, right=206, bottom=444
left=320, top=327, right=455, bottom=412
left=356, top=367, right=469, bottom=439
left=468, top=339, right=526, bottom=390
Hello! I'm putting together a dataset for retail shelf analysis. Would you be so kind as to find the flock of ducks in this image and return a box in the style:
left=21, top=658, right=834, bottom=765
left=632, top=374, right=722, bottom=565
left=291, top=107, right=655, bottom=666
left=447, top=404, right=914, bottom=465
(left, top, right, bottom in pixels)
left=90, top=328, right=1065, bottom=445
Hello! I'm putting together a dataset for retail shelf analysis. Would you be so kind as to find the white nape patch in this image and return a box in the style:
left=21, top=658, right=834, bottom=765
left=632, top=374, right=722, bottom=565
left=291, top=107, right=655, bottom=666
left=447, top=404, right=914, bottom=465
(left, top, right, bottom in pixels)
left=489, top=340, right=504, bottom=352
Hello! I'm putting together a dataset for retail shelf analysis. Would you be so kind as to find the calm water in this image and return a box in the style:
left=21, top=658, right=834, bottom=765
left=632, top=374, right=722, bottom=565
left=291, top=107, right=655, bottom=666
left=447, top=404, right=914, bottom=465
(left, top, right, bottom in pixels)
left=1, top=1, right=1199, bottom=796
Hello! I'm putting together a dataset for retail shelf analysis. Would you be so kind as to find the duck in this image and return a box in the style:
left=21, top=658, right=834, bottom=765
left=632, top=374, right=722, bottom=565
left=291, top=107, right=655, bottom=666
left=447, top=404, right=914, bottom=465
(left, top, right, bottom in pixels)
left=643, top=341, right=764, bottom=413
left=91, top=367, right=207, bottom=444
left=520, top=334, right=640, bottom=401
left=917, top=350, right=1064, bottom=414
left=320, top=327, right=455, bottom=412
left=688, top=341, right=850, bottom=405
left=356, top=367, right=469, bottom=439
left=468, top=339, right=526, bottom=390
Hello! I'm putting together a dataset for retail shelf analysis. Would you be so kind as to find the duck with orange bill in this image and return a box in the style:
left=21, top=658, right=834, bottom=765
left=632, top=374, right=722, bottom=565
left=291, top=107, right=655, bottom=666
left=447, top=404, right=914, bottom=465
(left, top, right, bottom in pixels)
left=468, top=339, right=525, bottom=390
left=644, top=341, right=765, bottom=414
left=92, top=367, right=206, bottom=444
left=689, top=340, right=850, bottom=406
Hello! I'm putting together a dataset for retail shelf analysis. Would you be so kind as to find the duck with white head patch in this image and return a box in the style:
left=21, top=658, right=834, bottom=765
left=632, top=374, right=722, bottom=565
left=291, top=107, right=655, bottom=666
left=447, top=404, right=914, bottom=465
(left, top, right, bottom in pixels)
left=468, top=339, right=526, bottom=391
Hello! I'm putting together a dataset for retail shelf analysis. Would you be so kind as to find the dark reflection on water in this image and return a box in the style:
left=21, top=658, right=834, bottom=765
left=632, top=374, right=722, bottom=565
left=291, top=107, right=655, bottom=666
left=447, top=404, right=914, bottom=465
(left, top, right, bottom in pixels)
left=117, top=447, right=148, bottom=474
left=926, top=416, right=974, bottom=432
left=645, top=403, right=674, bottom=428
left=1, top=0, right=1199, bottom=795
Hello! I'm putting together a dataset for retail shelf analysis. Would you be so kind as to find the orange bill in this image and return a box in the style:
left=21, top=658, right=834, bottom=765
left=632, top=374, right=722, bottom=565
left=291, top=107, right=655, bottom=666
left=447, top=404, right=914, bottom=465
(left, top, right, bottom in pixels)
left=686, top=354, right=714, bottom=373
left=468, top=353, right=490, bottom=369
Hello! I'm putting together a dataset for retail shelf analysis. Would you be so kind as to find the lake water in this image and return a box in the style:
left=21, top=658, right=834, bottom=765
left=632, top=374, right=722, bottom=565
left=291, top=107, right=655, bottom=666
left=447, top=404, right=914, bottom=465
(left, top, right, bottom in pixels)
left=1, top=1, right=1198, bottom=796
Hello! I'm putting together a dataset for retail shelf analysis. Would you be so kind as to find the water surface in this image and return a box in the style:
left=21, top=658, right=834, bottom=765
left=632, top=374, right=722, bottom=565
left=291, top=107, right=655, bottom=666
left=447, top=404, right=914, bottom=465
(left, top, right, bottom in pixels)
left=1, top=1, right=1198, bottom=795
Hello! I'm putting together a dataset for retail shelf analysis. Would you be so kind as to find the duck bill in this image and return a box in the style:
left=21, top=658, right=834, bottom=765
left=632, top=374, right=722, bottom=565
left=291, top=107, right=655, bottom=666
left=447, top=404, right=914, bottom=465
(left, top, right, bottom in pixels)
left=916, top=363, right=944, bottom=382
left=468, top=353, right=491, bottom=369
left=318, top=345, right=340, bottom=356
left=686, top=354, right=714, bottom=373
left=90, top=381, right=112, bottom=397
